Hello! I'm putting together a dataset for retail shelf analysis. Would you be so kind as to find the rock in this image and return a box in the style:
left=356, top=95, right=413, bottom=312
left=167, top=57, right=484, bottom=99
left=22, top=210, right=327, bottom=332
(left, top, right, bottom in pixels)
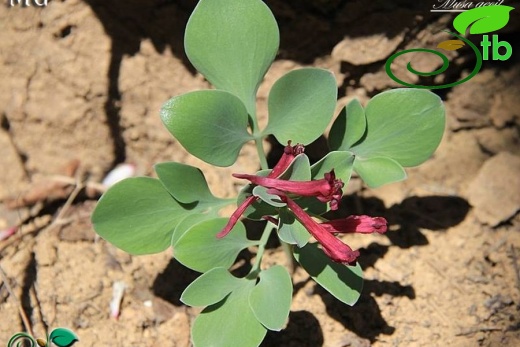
left=332, top=32, right=404, bottom=65
left=474, top=127, right=520, bottom=156
left=446, top=66, right=520, bottom=131
left=467, top=152, right=520, bottom=226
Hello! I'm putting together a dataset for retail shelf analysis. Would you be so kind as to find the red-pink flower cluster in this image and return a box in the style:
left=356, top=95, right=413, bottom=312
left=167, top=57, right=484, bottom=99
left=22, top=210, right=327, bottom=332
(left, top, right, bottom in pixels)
left=217, top=142, right=387, bottom=264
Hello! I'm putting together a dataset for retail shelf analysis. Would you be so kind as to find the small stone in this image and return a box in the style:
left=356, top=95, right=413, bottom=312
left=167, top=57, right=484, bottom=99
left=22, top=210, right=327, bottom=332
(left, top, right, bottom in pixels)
left=332, top=33, right=404, bottom=65
left=467, top=152, right=520, bottom=226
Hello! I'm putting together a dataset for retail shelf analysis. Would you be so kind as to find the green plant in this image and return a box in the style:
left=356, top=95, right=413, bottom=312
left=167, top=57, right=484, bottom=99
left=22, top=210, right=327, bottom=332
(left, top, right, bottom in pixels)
left=91, top=0, right=445, bottom=346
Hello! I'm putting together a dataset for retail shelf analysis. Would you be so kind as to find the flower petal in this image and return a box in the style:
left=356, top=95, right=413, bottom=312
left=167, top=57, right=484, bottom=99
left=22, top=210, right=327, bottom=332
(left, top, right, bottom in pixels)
left=321, top=215, right=387, bottom=234
left=233, top=170, right=343, bottom=210
left=280, top=194, right=359, bottom=264
left=269, top=141, right=305, bottom=178
left=217, top=195, right=257, bottom=238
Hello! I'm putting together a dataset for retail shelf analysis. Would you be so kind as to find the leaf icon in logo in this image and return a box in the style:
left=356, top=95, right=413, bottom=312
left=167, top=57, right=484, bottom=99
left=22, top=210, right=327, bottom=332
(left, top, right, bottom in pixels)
left=437, top=39, right=465, bottom=51
left=48, top=328, right=78, bottom=347
left=453, top=5, right=514, bottom=35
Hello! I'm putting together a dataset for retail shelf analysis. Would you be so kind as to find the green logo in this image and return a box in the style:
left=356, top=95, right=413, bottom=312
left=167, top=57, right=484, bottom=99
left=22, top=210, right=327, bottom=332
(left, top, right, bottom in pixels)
left=7, top=328, right=78, bottom=347
left=386, top=5, right=514, bottom=89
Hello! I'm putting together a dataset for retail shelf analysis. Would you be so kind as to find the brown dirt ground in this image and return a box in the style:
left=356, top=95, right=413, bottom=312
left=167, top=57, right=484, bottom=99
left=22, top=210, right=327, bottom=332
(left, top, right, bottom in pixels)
left=1, top=1, right=520, bottom=346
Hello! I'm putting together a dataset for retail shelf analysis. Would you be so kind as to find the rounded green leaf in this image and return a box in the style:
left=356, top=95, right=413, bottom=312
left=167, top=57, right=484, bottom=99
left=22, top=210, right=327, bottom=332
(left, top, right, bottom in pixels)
left=253, top=186, right=286, bottom=207
left=354, top=156, right=407, bottom=188
left=161, top=90, right=253, bottom=167
left=174, top=218, right=256, bottom=273
left=453, top=6, right=514, bottom=35
left=310, top=151, right=355, bottom=184
left=329, top=99, right=367, bottom=151
left=172, top=214, right=219, bottom=247
left=185, top=0, right=279, bottom=115
left=155, top=162, right=219, bottom=203
left=92, top=178, right=189, bottom=255
left=293, top=243, right=363, bottom=306
left=48, top=328, right=78, bottom=347
left=192, top=280, right=266, bottom=347
left=263, top=68, right=338, bottom=145
left=349, top=89, right=445, bottom=167
left=278, top=208, right=309, bottom=247
left=249, top=265, right=293, bottom=331
left=181, top=267, right=243, bottom=307
left=278, top=154, right=311, bottom=181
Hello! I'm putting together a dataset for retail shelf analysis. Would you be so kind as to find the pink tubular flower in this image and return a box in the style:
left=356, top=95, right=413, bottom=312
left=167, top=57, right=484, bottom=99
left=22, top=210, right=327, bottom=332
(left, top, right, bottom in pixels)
left=321, top=215, right=388, bottom=234
left=217, top=142, right=304, bottom=239
left=279, top=193, right=360, bottom=264
left=233, top=170, right=344, bottom=210
left=216, top=195, right=257, bottom=238
left=269, top=141, right=305, bottom=178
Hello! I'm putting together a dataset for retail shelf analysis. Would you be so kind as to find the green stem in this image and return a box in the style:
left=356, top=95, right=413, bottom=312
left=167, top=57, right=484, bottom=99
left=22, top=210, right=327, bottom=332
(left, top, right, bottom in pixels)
left=247, top=95, right=268, bottom=171
left=281, top=241, right=296, bottom=274
left=250, top=223, right=273, bottom=274
left=254, top=137, right=268, bottom=170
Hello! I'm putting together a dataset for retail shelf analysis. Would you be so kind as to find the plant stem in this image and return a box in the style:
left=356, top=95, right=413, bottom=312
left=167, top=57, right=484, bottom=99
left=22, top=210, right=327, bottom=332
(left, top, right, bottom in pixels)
left=247, top=95, right=268, bottom=171
left=281, top=241, right=296, bottom=274
left=254, top=137, right=268, bottom=170
left=250, top=222, right=273, bottom=274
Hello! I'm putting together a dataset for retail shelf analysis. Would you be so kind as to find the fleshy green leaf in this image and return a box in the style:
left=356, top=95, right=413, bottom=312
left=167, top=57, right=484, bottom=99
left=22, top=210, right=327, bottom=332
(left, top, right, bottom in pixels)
left=92, top=178, right=189, bottom=255
left=329, top=99, right=367, bottom=151
left=293, top=243, right=363, bottom=306
left=349, top=89, right=445, bottom=167
left=184, top=0, right=279, bottom=115
left=278, top=154, right=311, bottom=181
left=354, top=156, right=407, bottom=188
left=453, top=6, right=514, bottom=35
left=161, top=90, right=253, bottom=167
left=249, top=266, right=292, bottom=331
left=155, top=162, right=220, bottom=204
left=278, top=208, right=309, bottom=247
left=310, top=151, right=355, bottom=184
left=172, top=214, right=219, bottom=246
left=48, top=328, right=78, bottom=347
left=174, top=218, right=256, bottom=272
left=253, top=186, right=286, bottom=207
left=263, top=68, right=338, bottom=145
left=192, top=280, right=266, bottom=347
left=181, top=267, right=243, bottom=307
